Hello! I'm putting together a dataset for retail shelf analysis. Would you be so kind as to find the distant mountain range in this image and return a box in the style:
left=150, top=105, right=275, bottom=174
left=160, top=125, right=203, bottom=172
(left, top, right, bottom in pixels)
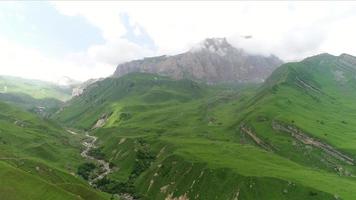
left=113, top=38, right=283, bottom=84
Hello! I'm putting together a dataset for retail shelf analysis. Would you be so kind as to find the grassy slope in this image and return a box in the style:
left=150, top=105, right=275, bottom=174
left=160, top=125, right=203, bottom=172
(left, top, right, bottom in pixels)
left=0, top=161, right=81, bottom=200
left=54, top=71, right=356, bottom=199
left=0, top=75, right=72, bottom=101
left=0, top=101, right=108, bottom=200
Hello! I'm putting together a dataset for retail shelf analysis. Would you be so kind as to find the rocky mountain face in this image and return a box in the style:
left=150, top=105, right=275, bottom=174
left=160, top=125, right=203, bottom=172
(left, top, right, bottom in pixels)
left=71, top=78, right=103, bottom=97
left=113, top=38, right=283, bottom=83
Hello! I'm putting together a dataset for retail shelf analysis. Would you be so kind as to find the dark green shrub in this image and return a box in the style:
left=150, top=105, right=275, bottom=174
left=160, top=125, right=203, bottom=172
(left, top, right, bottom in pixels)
left=88, top=147, right=106, bottom=160
left=77, top=162, right=96, bottom=180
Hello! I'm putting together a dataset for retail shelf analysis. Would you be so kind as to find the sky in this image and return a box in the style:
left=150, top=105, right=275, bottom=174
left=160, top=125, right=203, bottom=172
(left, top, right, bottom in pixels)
left=1, top=1, right=356, bottom=82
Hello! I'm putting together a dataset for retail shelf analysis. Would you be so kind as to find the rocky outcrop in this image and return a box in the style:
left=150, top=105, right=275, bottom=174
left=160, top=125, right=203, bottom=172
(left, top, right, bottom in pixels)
left=338, top=53, right=356, bottom=68
left=165, top=193, right=189, bottom=200
left=272, top=121, right=354, bottom=165
left=72, top=78, right=102, bottom=97
left=295, top=76, right=321, bottom=94
left=113, top=38, right=283, bottom=84
left=240, top=124, right=274, bottom=151
left=92, top=113, right=111, bottom=129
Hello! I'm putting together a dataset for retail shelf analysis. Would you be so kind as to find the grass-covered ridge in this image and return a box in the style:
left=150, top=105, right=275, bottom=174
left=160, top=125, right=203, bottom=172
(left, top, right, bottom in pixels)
left=242, top=53, right=356, bottom=168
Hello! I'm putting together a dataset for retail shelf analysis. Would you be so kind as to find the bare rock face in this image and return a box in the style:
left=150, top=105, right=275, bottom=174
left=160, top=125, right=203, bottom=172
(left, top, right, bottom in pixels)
left=113, top=38, right=283, bottom=83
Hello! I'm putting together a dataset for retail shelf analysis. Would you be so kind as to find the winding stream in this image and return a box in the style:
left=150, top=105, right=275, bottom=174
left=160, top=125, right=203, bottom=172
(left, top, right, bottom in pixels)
left=69, top=130, right=134, bottom=199
left=80, top=132, right=111, bottom=185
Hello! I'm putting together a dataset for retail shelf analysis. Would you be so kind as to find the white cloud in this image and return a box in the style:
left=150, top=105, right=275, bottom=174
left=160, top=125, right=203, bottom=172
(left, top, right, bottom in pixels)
left=227, top=25, right=327, bottom=61
left=53, top=1, right=126, bottom=41
left=133, top=26, right=141, bottom=36
left=87, top=38, right=154, bottom=65
left=52, top=1, right=356, bottom=61
left=3, top=1, right=356, bottom=82
left=0, top=36, right=112, bottom=82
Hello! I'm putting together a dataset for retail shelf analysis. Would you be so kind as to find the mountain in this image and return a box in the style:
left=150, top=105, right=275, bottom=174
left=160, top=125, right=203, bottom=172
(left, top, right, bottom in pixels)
left=113, top=38, right=283, bottom=84
left=54, top=59, right=356, bottom=199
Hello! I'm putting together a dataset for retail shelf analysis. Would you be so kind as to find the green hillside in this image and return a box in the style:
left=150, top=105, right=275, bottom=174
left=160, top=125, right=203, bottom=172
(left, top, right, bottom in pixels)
left=0, top=92, right=63, bottom=117
left=54, top=62, right=356, bottom=200
left=0, top=75, right=72, bottom=101
left=54, top=73, right=206, bottom=129
left=0, top=76, right=73, bottom=117
left=0, top=101, right=108, bottom=200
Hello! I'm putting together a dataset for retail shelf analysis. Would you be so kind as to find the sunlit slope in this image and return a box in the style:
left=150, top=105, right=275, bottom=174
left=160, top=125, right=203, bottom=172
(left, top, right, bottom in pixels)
left=0, top=101, right=80, bottom=166
left=0, top=101, right=107, bottom=200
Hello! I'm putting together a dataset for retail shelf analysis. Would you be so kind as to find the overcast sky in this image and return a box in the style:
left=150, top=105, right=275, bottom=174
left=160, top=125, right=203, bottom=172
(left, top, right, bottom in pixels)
left=1, top=1, right=356, bottom=82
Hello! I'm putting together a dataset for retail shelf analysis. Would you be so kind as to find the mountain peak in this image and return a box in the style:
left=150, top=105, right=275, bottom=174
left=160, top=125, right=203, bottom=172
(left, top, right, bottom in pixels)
left=190, top=37, right=233, bottom=56
left=339, top=53, right=356, bottom=60
left=202, top=37, right=230, bottom=48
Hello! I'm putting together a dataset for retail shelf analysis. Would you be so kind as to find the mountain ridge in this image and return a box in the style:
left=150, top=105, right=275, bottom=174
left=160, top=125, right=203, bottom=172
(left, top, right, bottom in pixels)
left=113, top=38, right=283, bottom=84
